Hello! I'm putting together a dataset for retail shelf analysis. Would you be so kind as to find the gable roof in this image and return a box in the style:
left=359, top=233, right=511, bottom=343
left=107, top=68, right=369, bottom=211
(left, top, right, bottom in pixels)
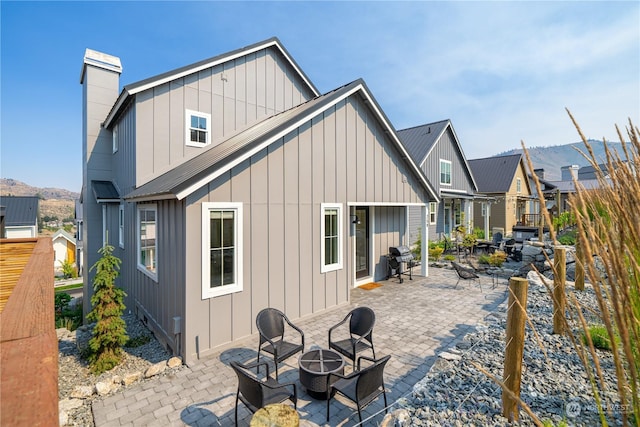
left=397, top=119, right=478, bottom=192
left=468, top=154, right=524, bottom=193
left=125, top=79, right=438, bottom=203
left=397, top=119, right=450, bottom=166
left=103, top=37, right=319, bottom=129
left=0, top=196, right=39, bottom=227
left=52, top=229, right=75, bottom=245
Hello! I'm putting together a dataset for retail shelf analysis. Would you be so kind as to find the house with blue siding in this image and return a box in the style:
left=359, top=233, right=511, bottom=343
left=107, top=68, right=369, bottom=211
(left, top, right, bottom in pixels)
left=80, top=38, right=437, bottom=364
left=397, top=120, right=478, bottom=245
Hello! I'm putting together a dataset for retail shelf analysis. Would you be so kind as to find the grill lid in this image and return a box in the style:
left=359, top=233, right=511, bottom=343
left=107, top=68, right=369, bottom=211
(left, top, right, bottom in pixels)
left=389, top=245, right=411, bottom=256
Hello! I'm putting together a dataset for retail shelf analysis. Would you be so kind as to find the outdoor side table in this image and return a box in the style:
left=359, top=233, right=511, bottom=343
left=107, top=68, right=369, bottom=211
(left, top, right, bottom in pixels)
left=250, top=403, right=299, bottom=427
left=298, top=349, right=345, bottom=399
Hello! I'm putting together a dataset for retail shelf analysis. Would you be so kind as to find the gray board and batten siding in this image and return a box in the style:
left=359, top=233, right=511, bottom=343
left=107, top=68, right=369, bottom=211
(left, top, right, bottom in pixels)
left=161, top=83, right=431, bottom=362
left=127, top=47, right=317, bottom=190
left=398, top=121, right=477, bottom=245
left=83, top=39, right=435, bottom=364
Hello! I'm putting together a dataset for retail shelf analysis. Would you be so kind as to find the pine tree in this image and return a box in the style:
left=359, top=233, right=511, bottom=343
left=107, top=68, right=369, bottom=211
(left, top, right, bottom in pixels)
left=86, top=243, right=129, bottom=374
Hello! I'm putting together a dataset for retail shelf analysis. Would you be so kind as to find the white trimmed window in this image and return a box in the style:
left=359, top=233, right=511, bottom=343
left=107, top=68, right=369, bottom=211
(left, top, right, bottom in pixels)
left=137, top=205, right=157, bottom=280
left=440, top=159, right=452, bottom=185
left=429, top=202, right=437, bottom=224
left=112, top=124, right=118, bottom=153
left=202, top=203, right=243, bottom=299
left=118, top=203, right=124, bottom=248
left=321, top=203, right=343, bottom=273
left=516, top=177, right=522, bottom=193
left=185, top=109, right=211, bottom=147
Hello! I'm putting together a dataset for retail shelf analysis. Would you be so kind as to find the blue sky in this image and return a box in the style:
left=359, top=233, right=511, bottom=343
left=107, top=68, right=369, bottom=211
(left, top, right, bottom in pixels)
left=1, top=1, right=638, bottom=191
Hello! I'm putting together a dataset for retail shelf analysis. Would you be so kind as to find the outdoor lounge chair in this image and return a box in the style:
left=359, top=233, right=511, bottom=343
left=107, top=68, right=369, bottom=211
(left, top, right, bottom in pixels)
left=230, top=360, right=297, bottom=426
left=325, top=355, right=391, bottom=423
left=489, top=232, right=504, bottom=253
left=256, top=308, right=305, bottom=380
left=328, top=306, right=376, bottom=369
left=451, top=261, right=482, bottom=292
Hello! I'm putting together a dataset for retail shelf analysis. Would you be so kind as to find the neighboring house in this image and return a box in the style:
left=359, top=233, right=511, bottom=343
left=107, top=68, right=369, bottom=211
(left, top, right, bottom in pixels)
left=80, top=38, right=436, bottom=364
left=0, top=196, right=39, bottom=238
left=52, top=229, right=76, bottom=272
left=398, top=119, right=478, bottom=244
left=74, top=199, right=84, bottom=276
left=547, top=164, right=609, bottom=216
left=468, top=154, right=533, bottom=237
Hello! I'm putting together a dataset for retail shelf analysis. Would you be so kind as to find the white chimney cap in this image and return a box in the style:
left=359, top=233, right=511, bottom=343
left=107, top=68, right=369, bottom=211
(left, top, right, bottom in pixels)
left=80, top=49, right=122, bottom=83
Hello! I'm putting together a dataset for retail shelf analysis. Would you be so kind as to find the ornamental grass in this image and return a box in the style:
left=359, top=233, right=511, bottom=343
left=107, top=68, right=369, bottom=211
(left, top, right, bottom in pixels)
left=522, top=112, right=639, bottom=426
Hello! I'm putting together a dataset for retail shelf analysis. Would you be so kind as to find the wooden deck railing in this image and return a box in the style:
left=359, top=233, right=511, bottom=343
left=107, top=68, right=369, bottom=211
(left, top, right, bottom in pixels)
left=0, top=237, right=58, bottom=426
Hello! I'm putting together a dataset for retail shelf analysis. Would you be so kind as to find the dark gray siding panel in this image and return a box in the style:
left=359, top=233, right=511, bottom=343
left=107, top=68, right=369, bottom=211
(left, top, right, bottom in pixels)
left=422, top=128, right=475, bottom=196
left=116, top=199, right=186, bottom=355
left=373, top=207, right=406, bottom=280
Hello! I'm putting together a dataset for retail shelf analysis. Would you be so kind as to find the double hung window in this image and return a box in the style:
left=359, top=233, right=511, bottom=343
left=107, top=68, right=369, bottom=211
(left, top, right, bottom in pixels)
left=440, top=159, right=452, bottom=185
left=185, top=109, right=211, bottom=147
left=202, top=203, right=243, bottom=299
left=137, top=205, right=157, bottom=280
left=321, top=203, right=343, bottom=273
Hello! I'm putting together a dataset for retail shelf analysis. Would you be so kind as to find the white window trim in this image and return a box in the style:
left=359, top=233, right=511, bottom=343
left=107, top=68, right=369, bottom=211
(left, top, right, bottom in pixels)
left=185, top=109, right=211, bottom=148
left=321, top=203, right=343, bottom=273
left=201, top=202, right=243, bottom=299
left=118, top=203, right=125, bottom=248
left=112, top=124, right=118, bottom=153
left=440, top=159, right=452, bottom=185
left=429, top=202, right=437, bottom=225
left=516, top=177, right=522, bottom=193
left=137, top=204, right=158, bottom=281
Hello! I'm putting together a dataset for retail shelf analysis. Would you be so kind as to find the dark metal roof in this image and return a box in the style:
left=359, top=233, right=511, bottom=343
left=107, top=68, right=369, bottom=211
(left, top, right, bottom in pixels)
left=0, top=196, right=39, bottom=226
left=397, top=119, right=449, bottom=165
left=92, top=181, right=120, bottom=202
left=104, top=37, right=319, bottom=129
left=468, top=154, right=523, bottom=193
left=397, top=119, right=478, bottom=192
left=125, top=79, right=438, bottom=202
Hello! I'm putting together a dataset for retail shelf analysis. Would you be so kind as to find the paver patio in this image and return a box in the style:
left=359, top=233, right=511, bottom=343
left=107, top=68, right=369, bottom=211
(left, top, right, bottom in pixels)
left=92, top=266, right=508, bottom=426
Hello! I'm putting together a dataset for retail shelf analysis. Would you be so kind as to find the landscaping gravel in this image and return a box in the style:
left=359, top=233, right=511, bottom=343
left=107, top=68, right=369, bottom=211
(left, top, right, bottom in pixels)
left=58, top=314, right=185, bottom=426
left=386, top=271, right=625, bottom=427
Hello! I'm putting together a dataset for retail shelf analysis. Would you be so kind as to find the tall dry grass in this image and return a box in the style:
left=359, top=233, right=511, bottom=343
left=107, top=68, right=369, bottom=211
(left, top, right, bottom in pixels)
left=523, top=112, right=639, bottom=426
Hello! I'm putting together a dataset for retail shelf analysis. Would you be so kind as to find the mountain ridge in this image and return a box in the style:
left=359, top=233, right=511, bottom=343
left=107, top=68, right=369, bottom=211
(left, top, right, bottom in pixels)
left=0, top=178, right=80, bottom=200
left=491, top=139, right=623, bottom=181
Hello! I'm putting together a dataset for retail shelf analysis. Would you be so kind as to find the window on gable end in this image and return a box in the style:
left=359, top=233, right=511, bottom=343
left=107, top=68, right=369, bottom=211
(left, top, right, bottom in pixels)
left=185, top=109, right=211, bottom=147
left=440, top=159, right=452, bottom=185
left=517, top=177, right=522, bottom=193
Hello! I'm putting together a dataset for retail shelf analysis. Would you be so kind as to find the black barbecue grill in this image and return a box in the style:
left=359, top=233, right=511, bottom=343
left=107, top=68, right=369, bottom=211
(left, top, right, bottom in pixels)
left=387, top=245, right=418, bottom=283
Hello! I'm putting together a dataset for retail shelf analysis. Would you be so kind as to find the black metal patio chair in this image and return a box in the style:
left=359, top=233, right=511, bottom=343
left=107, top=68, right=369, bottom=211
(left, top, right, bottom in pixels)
left=256, top=307, right=305, bottom=380
left=325, top=355, right=391, bottom=423
left=230, top=360, right=297, bottom=426
left=328, top=306, right=376, bottom=369
left=451, top=261, right=483, bottom=292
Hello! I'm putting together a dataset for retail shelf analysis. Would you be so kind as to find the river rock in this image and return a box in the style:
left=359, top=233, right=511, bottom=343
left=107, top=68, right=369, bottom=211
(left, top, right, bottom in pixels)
left=167, top=356, right=182, bottom=368
left=144, top=361, right=166, bottom=378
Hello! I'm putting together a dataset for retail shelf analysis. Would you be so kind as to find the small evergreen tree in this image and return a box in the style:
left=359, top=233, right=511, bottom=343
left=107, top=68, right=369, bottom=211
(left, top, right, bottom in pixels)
left=86, top=243, right=128, bottom=374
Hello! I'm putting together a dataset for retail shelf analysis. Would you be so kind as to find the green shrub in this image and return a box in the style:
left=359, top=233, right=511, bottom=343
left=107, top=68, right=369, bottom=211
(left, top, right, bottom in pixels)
left=429, top=246, right=444, bottom=261
left=557, top=230, right=577, bottom=245
left=87, top=244, right=129, bottom=375
left=473, top=227, right=485, bottom=240
left=61, top=258, right=77, bottom=279
left=488, top=251, right=507, bottom=267
left=54, top=293, right=83, bottom=331
left=443, top=254, right=455, bottom=262
left=583, top=324, right=619, bottom=351
left=478, top=254, right=491, bottom=265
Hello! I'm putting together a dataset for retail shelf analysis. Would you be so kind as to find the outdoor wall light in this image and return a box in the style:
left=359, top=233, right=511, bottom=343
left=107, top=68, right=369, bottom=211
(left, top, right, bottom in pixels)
left=351, top=215, right=360, bottom=224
